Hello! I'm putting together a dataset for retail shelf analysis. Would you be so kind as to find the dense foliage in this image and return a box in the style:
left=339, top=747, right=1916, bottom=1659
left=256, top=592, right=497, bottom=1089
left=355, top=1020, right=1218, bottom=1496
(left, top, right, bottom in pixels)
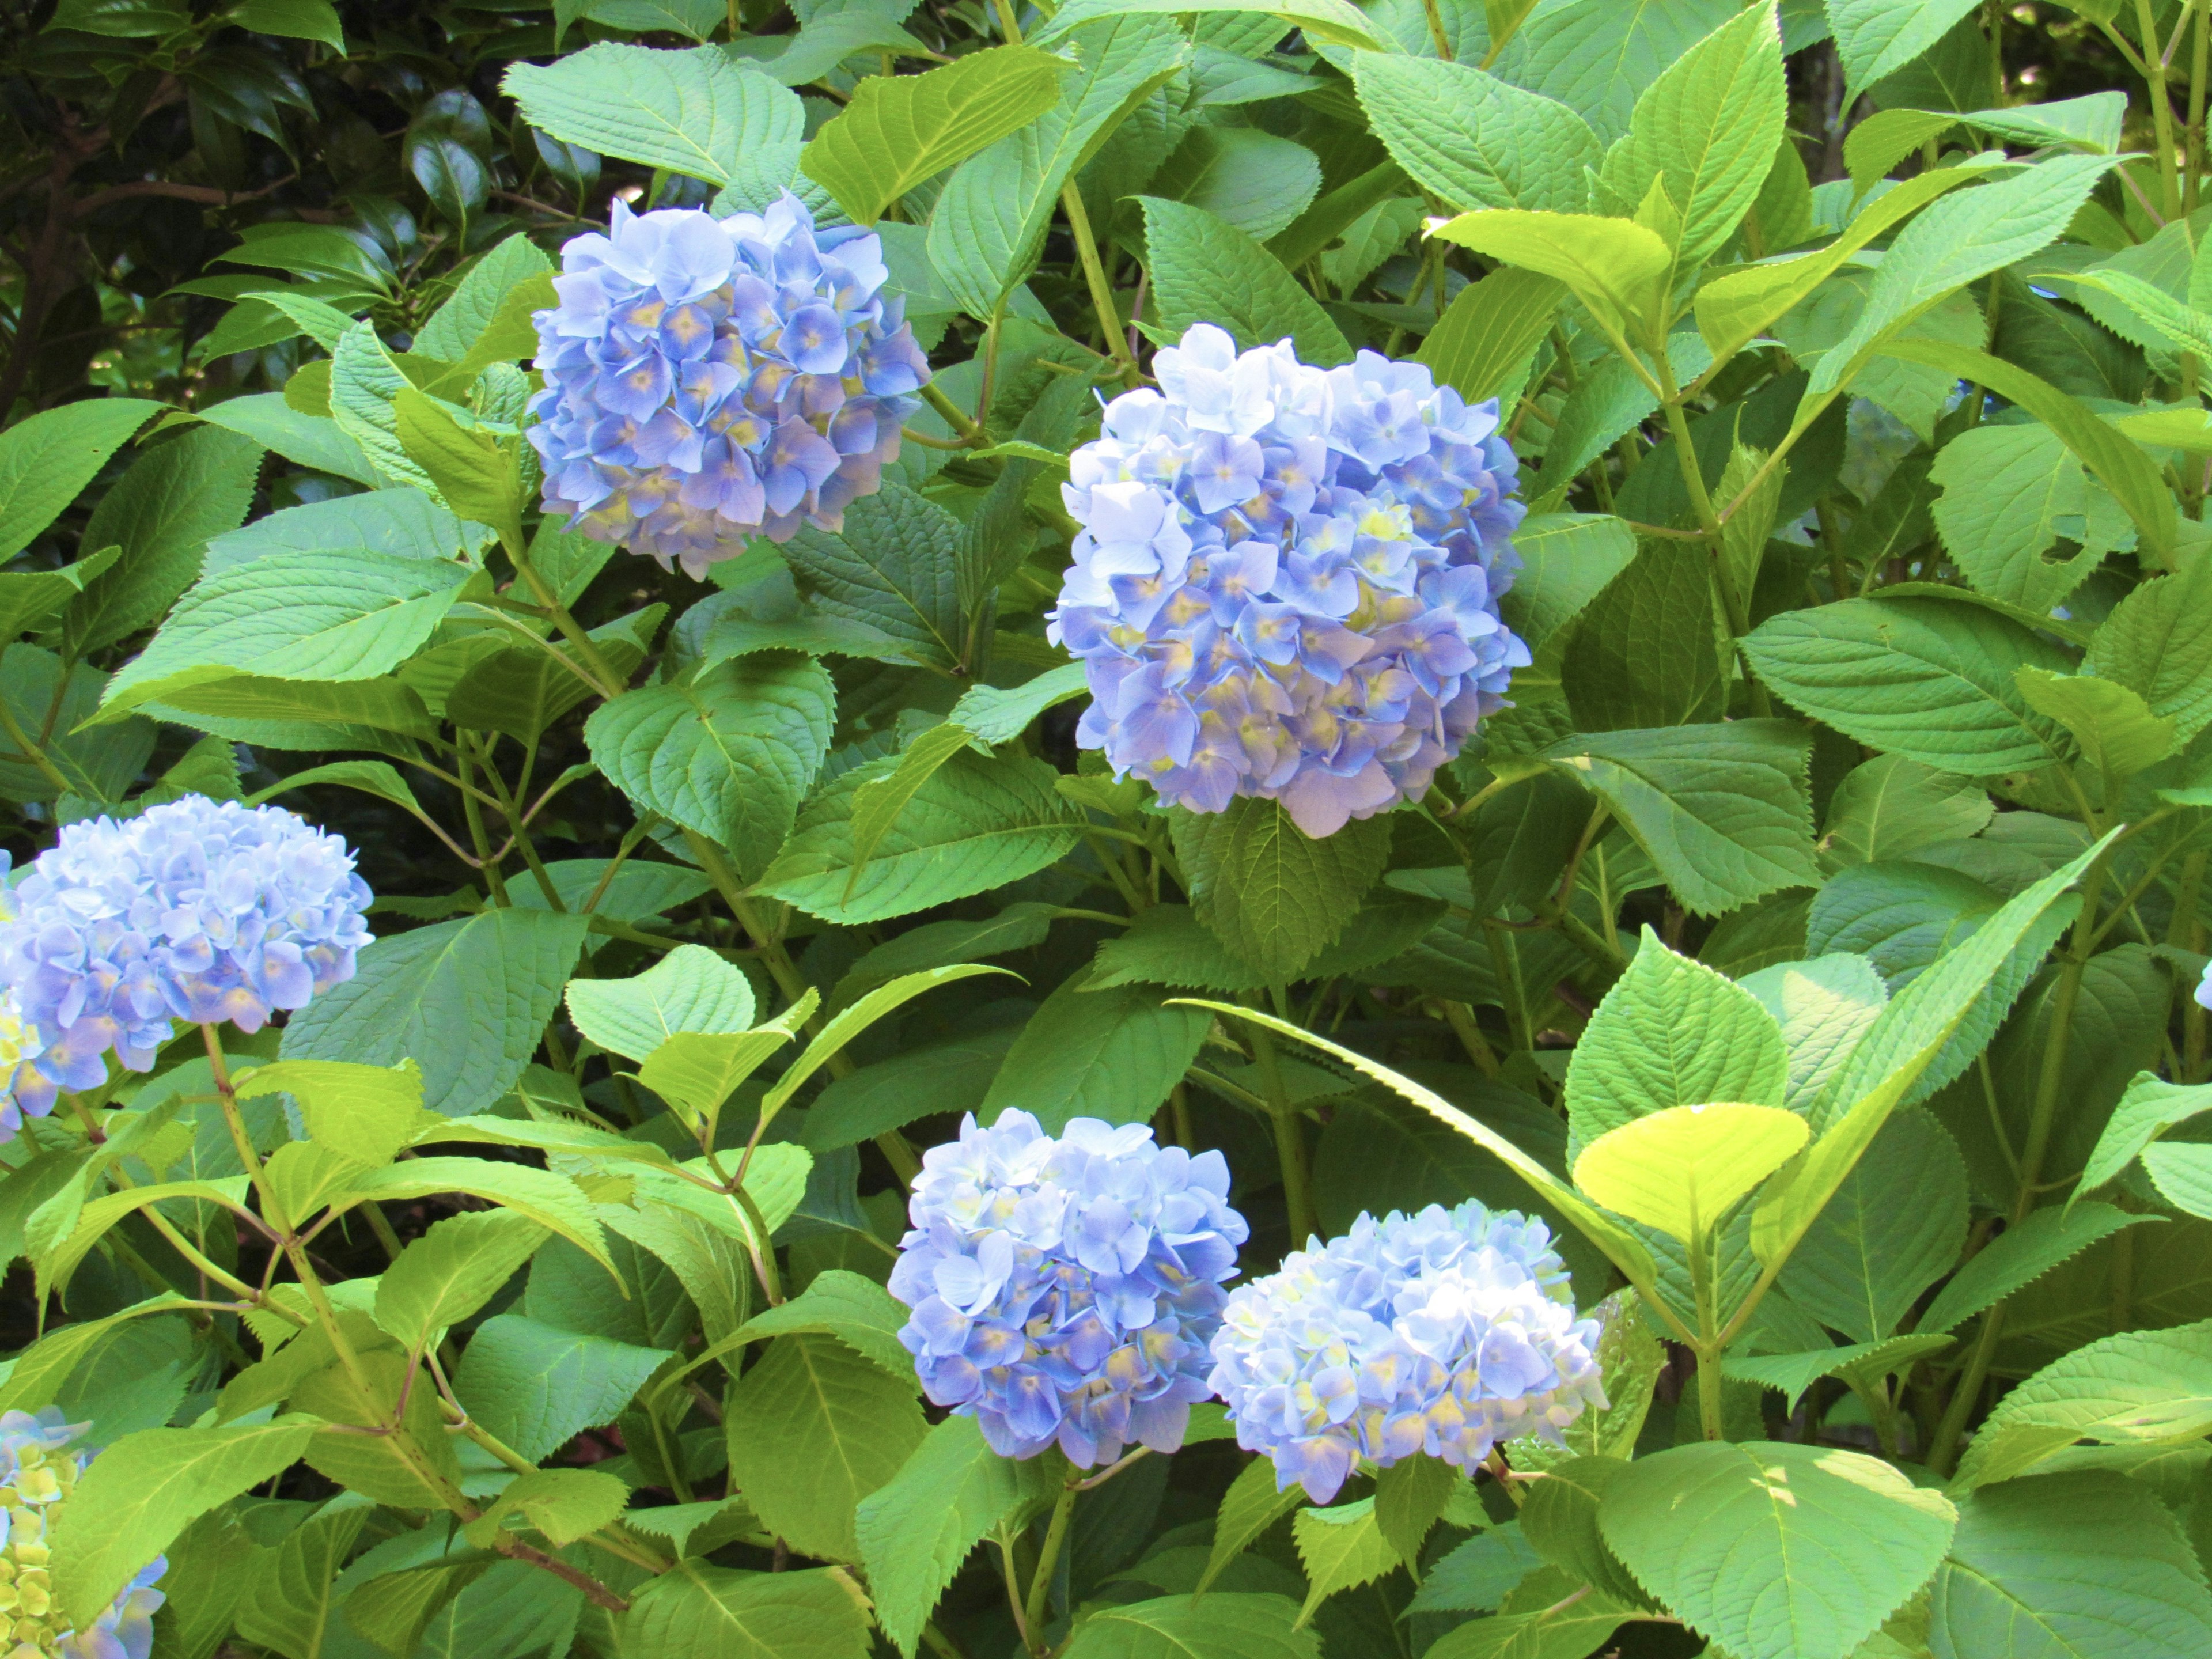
left=5, top=0, right=2212, bottom=1655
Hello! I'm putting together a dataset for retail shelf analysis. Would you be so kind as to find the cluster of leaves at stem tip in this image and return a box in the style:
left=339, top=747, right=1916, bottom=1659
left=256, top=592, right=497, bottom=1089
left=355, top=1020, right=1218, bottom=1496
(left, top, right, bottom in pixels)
left=14, top=0, right=2212, bottom=1656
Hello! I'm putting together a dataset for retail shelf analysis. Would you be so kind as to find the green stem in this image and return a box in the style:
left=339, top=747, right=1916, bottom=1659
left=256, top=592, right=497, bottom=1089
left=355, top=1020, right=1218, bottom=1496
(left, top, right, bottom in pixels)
left=2141, top=0, right=2186, bottom=220
left=1418, top=0, right=1450, bottom=58
left=921, top=381, right=989, bottom=445
left=1654, top=357, right=1771, bottom=718
left=1247, top=1017, right=1316, bottom=1247
left=1695, top=1344, right=1727, bottom=1441
left=1061, top=183, right=1143, bottom=389
left=0, top=691, right=71, bottom=798
left=1022, top=1483, right=1079, bottom=1652
left=502, top=530, right=627, bottom=699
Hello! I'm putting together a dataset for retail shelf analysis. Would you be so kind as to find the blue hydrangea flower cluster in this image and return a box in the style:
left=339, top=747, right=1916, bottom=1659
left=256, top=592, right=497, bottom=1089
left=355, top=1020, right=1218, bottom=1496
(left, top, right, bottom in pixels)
left=0, top=796, right=372, bottom=1101
left=1208, top=1200, right=1606, bottom=1501
left=889, top=1109, right=1249, bottom=1467
left=0, top=1408, right=165, bottom=1659
left=1047, top=324, right=1531, bottom=839
left=528, top=193, right=932, bottom=578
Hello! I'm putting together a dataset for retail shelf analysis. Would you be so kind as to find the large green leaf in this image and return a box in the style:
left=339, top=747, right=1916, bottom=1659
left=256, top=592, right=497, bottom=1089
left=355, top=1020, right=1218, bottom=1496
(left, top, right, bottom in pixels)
left=1742, top=597, right=2075, bottom=776
left=50, top=1418, right=319, bottom=1627
left=780, top=485, right=967, bottom=671
left=450, top=1312, right=671, bottom=1463
left=585, top=655, right=834, bottom=880
left=1931, top=1471, right=2212, bottom=1659
left=1062, top=1593, right=1321, bottom=1659
left=857, top=1415, right=1053, bottom=1657
left=1350, top=54, right=1596, bottom=214
left=1955, top=1319, right=2212, bottom=1490
left=724, top=1332, right=925, bottom=1562
left=98, top=550, right=469, bottom=717
left=280, top=908, right=590, bottom=1117
left=1592, top=0, right=1786, bottom=267
left=373, top=1209, right=550, bottom=1354
left=1428, top=210, right=1670, bottom=342
left=1564, top=930, right=1790, bottom=1152
left=1830, top=0, right=1980, bottom=96
left=1778, top=1107, right=1967, bottom=1343
left=615, top=1563, right=873, bottom=1659
left=2088, top=558, right=2212, bottom=743
left=1573, top=1103, right=1809, bottom=1245
left=63, top=425, right=263, bottom=656
left=1819, top=754, right=1993, bottom=870
left=237, top=1503, right=366, bottom=1659
left=759, top=747, right=1084, bottom=924
left=982, top=978, right=1212, bottom=1131
left=1918, top=1202, right=2151, bottom=1335
left=1168, top=796, right=1391, bottom=980
left=0, top=398, right=161, bottom=561
left=802, top=46, right=1070, bottom=224
left=1600, top=1440, right=1957, bottom=1659
left=1037, top=0, right=1379, bottom=49
left=1740, top=953, right=1891, bottom=1112
left=929, top=16, right=1189, bottom=321
left=502, top=43, right=802, bottom=188
left=1139, top=196, right=1351, bottom=365
left=1929, top=422, right=2125, bottom=613
left=1544, top=721, right=1820, bottom=916
left=565, top=945, right=759, bottom=1063
left=1416, top=266, right=1567, bottom=408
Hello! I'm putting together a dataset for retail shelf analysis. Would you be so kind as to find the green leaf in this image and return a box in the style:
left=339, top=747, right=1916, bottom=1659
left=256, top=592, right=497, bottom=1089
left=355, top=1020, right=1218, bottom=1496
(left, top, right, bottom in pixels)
left=1753, top=839, right=2106, bottom=1271
left=1168, top=797, right=1391, bottom=980
left=1933, top=1471, right=2212, bottom=1657
left=229, top=0, right=344, bottom=47
left=0, top=547, right=119, bottom=644
left=394, top=388, right=518, bottom=533
left=847, top=722, right=983, bottom=897
left=1200, top=1457, right=1308, bottom=1596
left=1918, top=1200, right=2153, bottom=1335
left=1694, top=165, right=1991, bottom=368
left=584, top=655, right=834, bottom=880
left=802, top=46, right=1071, bottom=225
left=194, top=393, right=380, bottom=487
left=1573, top=1103, right=1809, bottom=1244
left=1037, top=0, right=1379, bottom=48
left=1740, top=953, right=1891, bottom=1112
left=345, top=1156, right=612, bottom=1268
left=1350, top=55, right=1596, bottom=214
left=1495, top=512, right=1637, bottom=654
left=982, top=978, right=1212, bottom=1132
left=1742, top=597, right=2075, bottom=777
left=63, top=425, right=263, bottom=656
left=236, top=1502, right=367, bottom=1659
left=373, top=1209, right=549, bottom=1354
left=1428, top=210, right=1670, bottom=342
left=565, top=945, right=759, bottom=1064
left=761, top=962, right=1007, bottom=1122
left=502, top=44, right=802, bottom=187
left=615, top=1563, right=873, bottom=1659
left=1291, top=1497, right=1400, bottom=1627
left=0, top=397, right=161, bottom=562
left=780, top=484, right=967, bottom=671
left=1544, top=721, right=1820, bottom=916
left=1559, top=539, right=1728, bottom=730
left=728, top=1268, right=913, bottom=1379
left=2017, top=666, right=2178, bottom=781
left=1564, top=930, right=1790, bottom=1152
left=1830, top=0, right=1981, bottom=97
left=1063, top=1593, right=1319, bottom=1658
left=949, top=662, right=1091, bottom=747
left=2086, top=559, right=2212, bottom=744
left=0, top=1293, right=198, bottom=1416
left=1593, top=1, right=1785, bottom=267
left=234, top=1056, right=430, bottom=1167
left=1372, top=1456, right=1460, bottom=1570
left=415, top=232, right=555, bottom=364
left=2078, top=1073, right=2212, bottom=1197
left=760, top=748, right=1084, bottom=925
left=724, top=1332, right=925, bottom=1562
left=1416, top=267, right=1566, bottom=410
left=1600, top=1440, right=1956, bottom=1659
left=857, top=1415, right=1051, bottom=1657
left=1777, top=1107, right=1967, bottom=1343
left=452, top=1313, right=670, bottom=1463
left=1958, top=1319, right=2212, bottom=1489
left=1724, top=1332, right=1955, bottom=1413
left=280, top=908, right=591, bottom=1118
left=636, top=1012, right=810, bottom=1129
left=97, top=548, right=468, bottom=718
left=1518, top=1456, right=1650, bottom=1608
left=1803, top=154, right=2119, bottom=400
left=1139, top=196, right=1351, bottom=365
left=50, top=1418, right=319, bottom=1628
left=1819, top=755, right=1993, bottom=870
left=1157, top=126, right=1320, bottom=242
left=468, top=1467, right=629, bottom=1549
left=1408, top=1524, right=1544, bottom=1616
left=1889, top=339, right=2177, bottom=567
left=929, top=16, right=1190, bottom=321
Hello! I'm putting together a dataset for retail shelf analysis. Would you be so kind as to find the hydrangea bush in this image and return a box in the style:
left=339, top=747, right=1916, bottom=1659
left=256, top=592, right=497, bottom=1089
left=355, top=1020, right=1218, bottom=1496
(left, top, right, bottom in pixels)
left=5, top=3, right=2212, bottom=1658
